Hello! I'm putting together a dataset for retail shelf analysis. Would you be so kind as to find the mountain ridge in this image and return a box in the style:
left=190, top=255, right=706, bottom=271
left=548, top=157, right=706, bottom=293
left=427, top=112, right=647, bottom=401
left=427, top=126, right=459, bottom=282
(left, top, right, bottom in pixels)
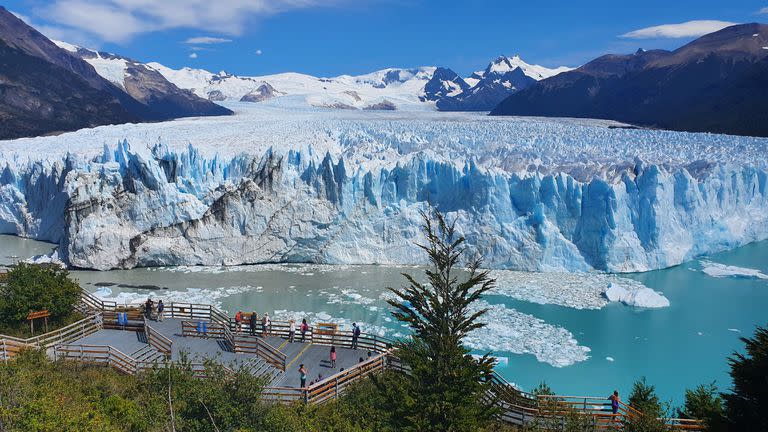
left=490, top=22, right=768, bottom=137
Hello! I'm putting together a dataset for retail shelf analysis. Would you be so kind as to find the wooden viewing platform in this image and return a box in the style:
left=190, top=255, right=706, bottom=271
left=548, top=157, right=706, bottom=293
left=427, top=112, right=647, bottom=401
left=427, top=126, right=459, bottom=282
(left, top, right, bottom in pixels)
left=0, top=288, right=704, bottom=430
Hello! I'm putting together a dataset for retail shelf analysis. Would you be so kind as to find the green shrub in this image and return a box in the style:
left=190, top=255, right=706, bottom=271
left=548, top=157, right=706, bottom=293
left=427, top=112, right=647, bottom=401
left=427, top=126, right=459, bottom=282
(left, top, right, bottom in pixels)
left=722, top=324, right=768, bottom=432
left=0, top=263, right=80, bottom=325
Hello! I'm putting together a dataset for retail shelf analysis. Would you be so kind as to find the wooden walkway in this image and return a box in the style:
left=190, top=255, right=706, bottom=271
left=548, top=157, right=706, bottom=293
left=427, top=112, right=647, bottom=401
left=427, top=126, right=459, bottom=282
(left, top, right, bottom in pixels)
left=0, top=288, right=704, bottom=430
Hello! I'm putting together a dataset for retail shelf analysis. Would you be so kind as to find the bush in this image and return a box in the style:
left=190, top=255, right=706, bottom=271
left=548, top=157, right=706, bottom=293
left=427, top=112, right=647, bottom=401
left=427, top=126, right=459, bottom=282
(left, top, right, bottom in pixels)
left=0, top=263, right=81, bottom=325
left=679, top=382, right=724, bottom=430
left=624, top=377, right=668, bottom=432
left=722, top=324, right=768, bottom=432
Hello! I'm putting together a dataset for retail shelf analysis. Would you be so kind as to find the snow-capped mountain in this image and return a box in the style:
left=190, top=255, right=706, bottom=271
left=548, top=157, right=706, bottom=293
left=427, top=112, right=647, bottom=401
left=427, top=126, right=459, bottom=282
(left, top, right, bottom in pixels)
left=491, top=23, right=768, bottom=137
left=146, top=56, right=570, bottom=111
left=148, top=63, right=438, bottom=110
left=53, top=41, right=231, bottom=119
left=437, top=55, right=573, bottom=111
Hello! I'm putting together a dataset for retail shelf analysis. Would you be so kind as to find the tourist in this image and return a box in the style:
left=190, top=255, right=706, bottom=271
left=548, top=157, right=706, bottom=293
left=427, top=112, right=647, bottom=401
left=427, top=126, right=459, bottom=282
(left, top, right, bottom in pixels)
left=609, top=390, right=621, bottom=416
left=300, top=318, right=309, bottom=342
left=358, top=357, right=364, bottom=363
left=235, top=310, right=243, bottom=333
left=261, top=312, right=271, bottom=336
left=157, top=300, right=164, bottom=322
left=144, top=298, right=153, bottom=319
left=299, top=364, right=307, bottom=388
left=351, top=322, right=361, bottom=349
left=249, top=312, right=258, bottom=336
left=367, top=350, right=372, bottom=359
left=289, top=319, right=296, bottom=343
left=330, top=346, right=337, bottom=368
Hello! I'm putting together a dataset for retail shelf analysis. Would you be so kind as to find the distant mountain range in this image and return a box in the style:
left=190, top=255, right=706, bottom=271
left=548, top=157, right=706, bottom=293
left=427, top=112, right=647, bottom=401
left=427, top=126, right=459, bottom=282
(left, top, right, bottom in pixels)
left=491, top=23, right=768, bottom=137
left=3, top=4, right=765, bottom=139
left=0, top=6, right=230, bottom=140
left=145, top=55, right=570, bottom=112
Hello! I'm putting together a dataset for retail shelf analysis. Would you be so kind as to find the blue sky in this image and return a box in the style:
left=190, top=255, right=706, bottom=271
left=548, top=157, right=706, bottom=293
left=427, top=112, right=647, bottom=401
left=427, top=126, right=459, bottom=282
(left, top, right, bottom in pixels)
left=6, top=0, right=768, bottom=77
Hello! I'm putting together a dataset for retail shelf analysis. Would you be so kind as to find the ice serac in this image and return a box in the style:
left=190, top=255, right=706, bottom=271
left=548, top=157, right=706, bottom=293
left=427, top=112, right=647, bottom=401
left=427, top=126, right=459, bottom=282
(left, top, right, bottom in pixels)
left=1, top=131, right=767, bottom=271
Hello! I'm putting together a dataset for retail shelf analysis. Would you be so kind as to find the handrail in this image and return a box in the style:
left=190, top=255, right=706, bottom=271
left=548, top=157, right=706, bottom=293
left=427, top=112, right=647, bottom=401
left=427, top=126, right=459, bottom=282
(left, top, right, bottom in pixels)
left=144, top=318, right=172, bottom=357
left=54, top=343, right=139, bottom=375
left=304, top=350, right=389, bottom=404
left=232, top=333, right=287, bottom=371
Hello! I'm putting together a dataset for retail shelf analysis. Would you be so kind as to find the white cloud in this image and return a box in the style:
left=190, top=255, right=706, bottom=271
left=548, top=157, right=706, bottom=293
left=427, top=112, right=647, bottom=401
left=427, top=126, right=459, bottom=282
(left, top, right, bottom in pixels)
left=620, top=20, right=738, bottom=39
left=255, top=49, right=263, bottom=55
left=758, top=7, right=768, bottom=14
left=185, top=36, right=232, bottom=44
left=189, top=52, right=198, bottom=59
left=34, top=0, right=341, bottom=44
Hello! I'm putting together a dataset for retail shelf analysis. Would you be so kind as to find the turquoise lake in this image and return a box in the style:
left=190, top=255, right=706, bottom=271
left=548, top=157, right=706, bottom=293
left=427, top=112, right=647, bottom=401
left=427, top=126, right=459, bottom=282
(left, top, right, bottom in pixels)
left=1, top=235, right=766, bottom=405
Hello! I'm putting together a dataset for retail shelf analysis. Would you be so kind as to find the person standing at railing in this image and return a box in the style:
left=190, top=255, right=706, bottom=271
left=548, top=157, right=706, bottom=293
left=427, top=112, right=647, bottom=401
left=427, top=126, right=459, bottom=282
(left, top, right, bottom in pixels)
left=157, top=300, right=165, bottom=322
left=144, top=298, right=153, bottom=319
left=609, top=390, right=621, bottom=417
left=351, top=323, right=361, bottom=349
left=300, top=318, right=309, bottom=342
left=289, top=319, right=296, bottom=343
left=262, top=313, right=270, bottom=336
left=299, top=364, right=307, bottom=388
left=249, top=312, right=258, bottom=336
left=235, top=311, right=243, bottom=333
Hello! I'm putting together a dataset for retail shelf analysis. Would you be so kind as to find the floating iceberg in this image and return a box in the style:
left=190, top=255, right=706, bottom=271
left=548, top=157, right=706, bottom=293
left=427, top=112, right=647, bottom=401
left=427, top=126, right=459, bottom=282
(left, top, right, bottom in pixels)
left=603, top=282, right=670, bottom=308
left=1, top=106, right=767, bottom=272
left=699, top=260, right=768, bottom=280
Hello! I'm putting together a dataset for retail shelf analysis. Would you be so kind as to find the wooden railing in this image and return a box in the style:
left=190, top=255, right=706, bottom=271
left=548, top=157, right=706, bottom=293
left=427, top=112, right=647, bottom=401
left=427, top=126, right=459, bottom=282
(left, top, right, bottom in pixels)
left=231, top=333, right=287, bottom=371
left=484, top=375, right=705, bottom=431
left=79, top=289, right=117, bottom=312
left=103, top=310, right=144, bottom=331
left=1, top=337, right=29, bottom=363
left=54, top=344, right=138, bottom=375
left=180, top=320, right=229, bottom=339
left=0, top=314, right=103, bottom=361
left=306, top=351, right=388, bottom=404
left=144, top=318, right=172, bottom=357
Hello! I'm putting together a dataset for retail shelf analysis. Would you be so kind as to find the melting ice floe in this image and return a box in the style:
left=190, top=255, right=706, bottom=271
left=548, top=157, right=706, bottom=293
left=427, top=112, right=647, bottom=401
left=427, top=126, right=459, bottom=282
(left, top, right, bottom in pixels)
left=699, top=260, right=768, bottom=280
left=603, top=282, right=669, bottom=308
left=489, top=270, right=670, bottom=309
left=93, top=285, right=259, bottom=310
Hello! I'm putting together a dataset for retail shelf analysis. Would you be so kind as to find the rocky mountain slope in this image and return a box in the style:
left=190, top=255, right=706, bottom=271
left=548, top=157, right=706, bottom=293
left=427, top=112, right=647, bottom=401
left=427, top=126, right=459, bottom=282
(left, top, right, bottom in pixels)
left=491, top=23, right=768, bottom=137
left=435, top=56, right=572, bottom=111
left=0, top=7, right=231, bottom=140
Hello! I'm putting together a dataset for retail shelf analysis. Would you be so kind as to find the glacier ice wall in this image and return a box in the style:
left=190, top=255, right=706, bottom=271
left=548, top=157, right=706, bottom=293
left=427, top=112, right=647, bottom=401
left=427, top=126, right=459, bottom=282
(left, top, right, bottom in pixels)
left=1, top=139, right=766, bottom=272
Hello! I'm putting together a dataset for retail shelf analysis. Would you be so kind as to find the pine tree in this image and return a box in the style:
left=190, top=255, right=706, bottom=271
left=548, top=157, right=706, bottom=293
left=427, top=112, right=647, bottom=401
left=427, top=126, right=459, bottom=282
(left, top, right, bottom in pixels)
left=679, top=382, right=724, bottom=430
left=384, top=209, right=497, bottom=432
left=624, top=377, right=666, bottom=432
left=722, top=324, right=768, bottom=432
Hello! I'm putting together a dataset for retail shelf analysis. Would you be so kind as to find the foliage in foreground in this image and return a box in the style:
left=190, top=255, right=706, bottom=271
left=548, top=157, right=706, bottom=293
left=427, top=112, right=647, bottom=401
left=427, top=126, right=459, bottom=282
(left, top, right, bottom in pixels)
left=0, top=350, right=514, bottom=432
left=384, top=210, right=497, bottom=432
left=722, top=324, right=768, bottom=432
left=0, top=263, right=81, bottom=335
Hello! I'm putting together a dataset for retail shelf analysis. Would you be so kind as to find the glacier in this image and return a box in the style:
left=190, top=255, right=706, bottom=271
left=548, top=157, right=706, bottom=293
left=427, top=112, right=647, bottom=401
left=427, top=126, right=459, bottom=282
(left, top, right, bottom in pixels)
left=1, top=104, right=767, bottom=272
